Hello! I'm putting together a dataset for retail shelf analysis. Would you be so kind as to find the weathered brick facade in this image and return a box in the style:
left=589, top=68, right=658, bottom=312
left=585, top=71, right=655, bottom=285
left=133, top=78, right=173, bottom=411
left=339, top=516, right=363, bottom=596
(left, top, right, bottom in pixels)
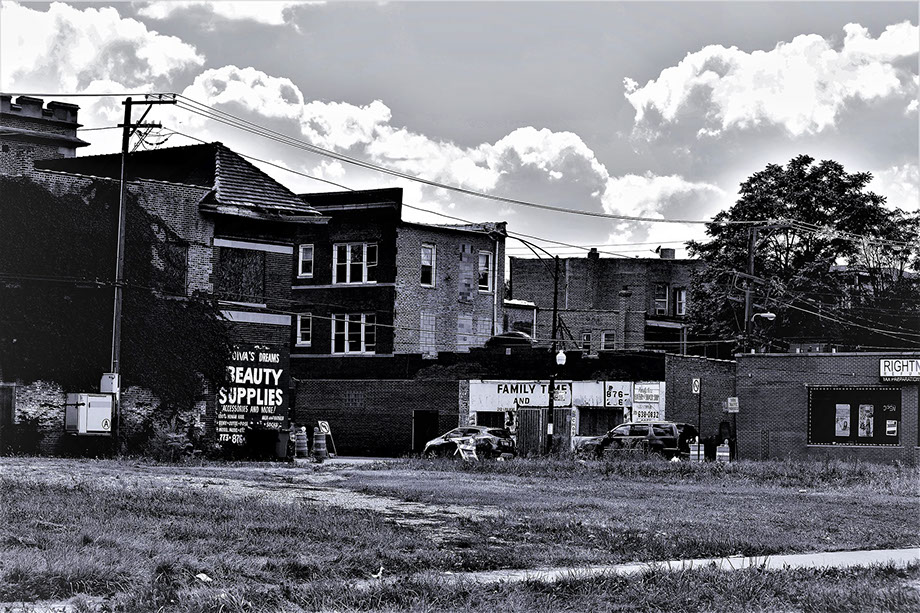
left=293, top=379, right=462, bottom=456
left=510, top=250, right=703, bottom=354
left=736, top=352, right=920, bottom=463
left=665, top=354, right=737, bottom=439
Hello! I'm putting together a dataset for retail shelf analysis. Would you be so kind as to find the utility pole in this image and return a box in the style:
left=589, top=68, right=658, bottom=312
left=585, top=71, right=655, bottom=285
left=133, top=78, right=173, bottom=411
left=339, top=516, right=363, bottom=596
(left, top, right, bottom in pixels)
left=110, top=95, right=175, bottom=448
left=545, top=256, right=561, bottom=454
left=742, top=226, right=759, bottom=354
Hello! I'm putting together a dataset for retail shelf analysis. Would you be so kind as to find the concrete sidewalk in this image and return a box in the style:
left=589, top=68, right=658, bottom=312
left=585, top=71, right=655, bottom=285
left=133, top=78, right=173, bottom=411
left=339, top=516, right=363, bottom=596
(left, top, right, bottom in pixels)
left=354, top=547, right=920, bottom=589
left=447, top=547, right=920, bottom=585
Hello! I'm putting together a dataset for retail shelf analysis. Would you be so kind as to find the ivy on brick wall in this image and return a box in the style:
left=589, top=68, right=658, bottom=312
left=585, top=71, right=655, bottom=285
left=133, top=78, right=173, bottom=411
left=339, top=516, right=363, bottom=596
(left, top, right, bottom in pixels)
left=0, top=176, right=231, bottom=418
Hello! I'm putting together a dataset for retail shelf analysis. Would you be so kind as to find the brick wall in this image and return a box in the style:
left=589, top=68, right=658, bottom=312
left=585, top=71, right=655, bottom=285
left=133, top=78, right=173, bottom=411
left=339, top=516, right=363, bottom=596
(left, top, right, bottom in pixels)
left=511, top=256, right=701, bottom=350
left=666, top=354, right=736, bottom=439
left=11, top=381, right=165, bottom=455
left=293, top=379, right=461, bottom=456
left=736, top=352, right=920, bottom=463
left=394, top=224, right=505, bottom=354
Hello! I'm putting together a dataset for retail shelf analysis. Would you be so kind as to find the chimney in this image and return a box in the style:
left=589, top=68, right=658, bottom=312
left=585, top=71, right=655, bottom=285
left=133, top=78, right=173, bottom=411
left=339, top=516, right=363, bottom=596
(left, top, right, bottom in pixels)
left=659, top=248, right=676, bottom=260
left=587, top=248, right=599, bottom=260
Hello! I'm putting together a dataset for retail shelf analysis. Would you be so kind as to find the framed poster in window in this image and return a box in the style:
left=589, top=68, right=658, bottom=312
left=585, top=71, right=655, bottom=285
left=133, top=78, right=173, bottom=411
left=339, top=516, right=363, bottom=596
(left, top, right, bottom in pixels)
left=807, top=386, right=901, bottom=447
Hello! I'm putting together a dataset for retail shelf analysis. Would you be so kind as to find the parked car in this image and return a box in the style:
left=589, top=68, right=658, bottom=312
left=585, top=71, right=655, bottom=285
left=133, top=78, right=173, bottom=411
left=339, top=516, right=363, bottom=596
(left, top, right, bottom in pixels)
left=574, top=421, right=699, bottom=459
left=423, top=426, right=516, bottom=458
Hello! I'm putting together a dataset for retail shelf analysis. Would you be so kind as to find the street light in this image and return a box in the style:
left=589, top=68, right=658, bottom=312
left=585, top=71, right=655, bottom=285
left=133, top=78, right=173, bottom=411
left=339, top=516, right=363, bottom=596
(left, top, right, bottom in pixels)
left=546, top=349, right=567, bottom=454
left=747, top=312, right=777, bottom=352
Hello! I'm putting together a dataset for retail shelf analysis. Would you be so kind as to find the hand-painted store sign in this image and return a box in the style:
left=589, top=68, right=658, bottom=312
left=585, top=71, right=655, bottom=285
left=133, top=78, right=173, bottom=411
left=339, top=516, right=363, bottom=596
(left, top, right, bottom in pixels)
left=216, top=344, right=289, bottom=444
left=879, top=358, right=920, bottom=381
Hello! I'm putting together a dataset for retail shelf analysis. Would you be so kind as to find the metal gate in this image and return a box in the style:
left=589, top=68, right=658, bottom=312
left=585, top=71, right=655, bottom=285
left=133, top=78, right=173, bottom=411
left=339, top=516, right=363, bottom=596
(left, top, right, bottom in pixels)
left=515, top=408, right=546, bottom=456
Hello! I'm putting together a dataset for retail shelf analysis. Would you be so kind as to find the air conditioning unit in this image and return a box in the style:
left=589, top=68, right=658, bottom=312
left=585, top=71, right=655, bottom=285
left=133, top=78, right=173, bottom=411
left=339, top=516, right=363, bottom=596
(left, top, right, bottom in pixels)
left=65, top=393, right=113, bottom=435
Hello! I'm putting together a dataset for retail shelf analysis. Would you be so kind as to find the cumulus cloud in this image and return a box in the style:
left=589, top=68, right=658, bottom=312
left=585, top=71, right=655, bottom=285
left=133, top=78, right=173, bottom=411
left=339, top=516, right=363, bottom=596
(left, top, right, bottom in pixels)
left=602, top=172, right=725, bottom=219
left=870, top=163, right=920, bottom=212
left=0, top=2, right=203, bottom=92
left=625, top=21, right=919, bottom=138
left=137, top=1, right=314, bottom=27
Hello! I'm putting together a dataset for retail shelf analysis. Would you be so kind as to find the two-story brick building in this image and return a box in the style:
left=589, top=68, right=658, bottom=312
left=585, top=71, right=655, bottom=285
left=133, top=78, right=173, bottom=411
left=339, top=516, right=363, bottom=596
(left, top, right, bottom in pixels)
left=510, top=247, right=705, bottom=355
left=288, top=188, right=507, bottom=372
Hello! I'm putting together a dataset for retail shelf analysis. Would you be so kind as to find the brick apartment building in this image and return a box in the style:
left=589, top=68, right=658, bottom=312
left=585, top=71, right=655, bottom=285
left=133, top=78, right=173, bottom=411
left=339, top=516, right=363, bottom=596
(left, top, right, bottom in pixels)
left=288, top=188, right=507, bottom=374
left=510, top=247, right=705, bottom=355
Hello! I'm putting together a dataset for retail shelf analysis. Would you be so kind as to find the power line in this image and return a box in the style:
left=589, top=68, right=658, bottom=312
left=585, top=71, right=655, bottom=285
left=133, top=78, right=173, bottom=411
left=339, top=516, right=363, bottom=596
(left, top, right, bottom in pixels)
left=173, top=94, right=763, bottom=226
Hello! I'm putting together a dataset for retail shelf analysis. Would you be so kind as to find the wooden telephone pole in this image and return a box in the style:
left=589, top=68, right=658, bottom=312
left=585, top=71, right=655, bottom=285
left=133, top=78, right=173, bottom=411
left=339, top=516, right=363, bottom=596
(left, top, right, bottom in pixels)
left=110, top=95, right=176, bottom=446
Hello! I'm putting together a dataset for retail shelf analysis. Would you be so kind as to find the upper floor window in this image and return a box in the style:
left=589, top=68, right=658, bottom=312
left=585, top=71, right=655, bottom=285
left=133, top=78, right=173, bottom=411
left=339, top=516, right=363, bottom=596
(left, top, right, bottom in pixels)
left=296, top=314, right=312, bottom=346
left=478, top=251, right=493, bottom=293
left=161, top=241, right=188, bottom=295
left=421, top=244, right=436, bottom=287
left=602, top=331, right=616, bottom=350
left=333, top=243, right=377, bottom=284
left=332, top=313, right=377, bottom=354
left=298, top=244, right=314, bottom=278
left=675, top=288, right=687, bottom=316
left=217, top=247, right=264, bottom=303
left=582, top=332, right=592, bottom=351
left=654, top=283, right=669, bottom=315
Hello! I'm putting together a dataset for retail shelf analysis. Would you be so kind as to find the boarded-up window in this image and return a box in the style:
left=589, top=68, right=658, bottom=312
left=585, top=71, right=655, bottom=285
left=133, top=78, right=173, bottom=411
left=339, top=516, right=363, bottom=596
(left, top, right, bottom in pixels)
left=217, top=248, right=264, bottom=303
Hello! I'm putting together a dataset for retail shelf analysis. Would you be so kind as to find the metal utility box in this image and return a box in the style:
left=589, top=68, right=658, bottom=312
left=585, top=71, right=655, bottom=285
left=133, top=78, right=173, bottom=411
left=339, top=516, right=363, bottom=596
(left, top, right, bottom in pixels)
left=65, top=393, right=113, bottom=435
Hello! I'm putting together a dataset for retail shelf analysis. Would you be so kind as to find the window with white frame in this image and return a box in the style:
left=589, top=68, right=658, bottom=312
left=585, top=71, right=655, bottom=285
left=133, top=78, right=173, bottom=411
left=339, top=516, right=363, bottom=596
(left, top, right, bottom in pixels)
left=333, top=243, right=377, bottom=284
left=582, top=332, right=592, bottom=351
left=654, top=283, right=669, bottom=315
left=675, top=288, right=687, bottom=316
left=332, top=313, right=377, bottom=354
left=298, top=244, right=314, bottom=278
left=296, top=314, right=312, bottom=346
left=478, top=251, right=492, bottom=292
left=420, top=244, right=436, bottom=287
left=602, top=331, right=616, bottom=350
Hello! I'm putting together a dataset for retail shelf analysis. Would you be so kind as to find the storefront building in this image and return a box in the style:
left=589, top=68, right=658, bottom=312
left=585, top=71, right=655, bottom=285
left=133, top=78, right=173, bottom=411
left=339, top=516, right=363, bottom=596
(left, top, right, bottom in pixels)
left=736, top=352, right=919, bottom=463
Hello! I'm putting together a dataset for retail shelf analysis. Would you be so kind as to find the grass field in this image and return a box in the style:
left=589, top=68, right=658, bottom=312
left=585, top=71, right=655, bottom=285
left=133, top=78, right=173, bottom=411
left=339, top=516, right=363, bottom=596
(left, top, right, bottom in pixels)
left=0, top=456, right=917, bottom=612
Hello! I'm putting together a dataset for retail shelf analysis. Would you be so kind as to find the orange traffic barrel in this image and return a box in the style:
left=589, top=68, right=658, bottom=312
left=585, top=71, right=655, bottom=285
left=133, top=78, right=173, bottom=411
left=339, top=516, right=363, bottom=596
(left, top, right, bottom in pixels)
left=312, top=427, right=328, bottom=461
left=294, top=427, right=309, bottom=458
left=688, top=438, right=704, bottom=462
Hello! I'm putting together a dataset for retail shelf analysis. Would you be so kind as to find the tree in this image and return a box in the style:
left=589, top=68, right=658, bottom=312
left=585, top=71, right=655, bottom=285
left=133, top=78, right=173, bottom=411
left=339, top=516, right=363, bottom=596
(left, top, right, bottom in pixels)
left=0, top=176, right=231, bottom=419
left=687, top=155, right=920, bottom=353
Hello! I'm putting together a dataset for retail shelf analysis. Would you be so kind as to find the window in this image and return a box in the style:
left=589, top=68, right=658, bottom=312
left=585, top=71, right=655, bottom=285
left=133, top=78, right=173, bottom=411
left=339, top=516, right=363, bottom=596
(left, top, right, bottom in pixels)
left=333, top=243, right=377, bottom=284
left=217, top=248, right=264, bottom=303
left=582, top=333, right=592, bottom=351
left=296, top=314, right=311, bottom=346
left=478, top=251, right=492, bottom=292
left=298, top=244, right=314, bottom=278
left=420, top=244, right=436, bottom=287
left=675, top=288, right=687, bottom=316
left=655, top=283, right=669, bottom=315
left=602, top=331, right=616, bottom=350
left=332, top=313, right=377, bottom=354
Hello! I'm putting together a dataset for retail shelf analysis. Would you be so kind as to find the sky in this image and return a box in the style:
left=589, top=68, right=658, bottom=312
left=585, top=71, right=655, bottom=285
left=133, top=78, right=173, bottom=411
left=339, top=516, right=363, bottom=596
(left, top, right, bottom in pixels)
left=1, top=1, right=917, bottom=261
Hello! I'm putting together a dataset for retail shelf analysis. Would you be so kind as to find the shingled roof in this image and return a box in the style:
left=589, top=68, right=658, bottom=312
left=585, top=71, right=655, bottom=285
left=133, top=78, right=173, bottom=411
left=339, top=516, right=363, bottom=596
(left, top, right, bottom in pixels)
left=34, top=142, right=320, bottom=219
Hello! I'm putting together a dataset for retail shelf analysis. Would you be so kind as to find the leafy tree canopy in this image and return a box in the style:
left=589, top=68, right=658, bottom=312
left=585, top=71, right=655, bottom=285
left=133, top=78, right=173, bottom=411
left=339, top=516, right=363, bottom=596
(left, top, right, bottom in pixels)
left=0, top=176, right=231, bottom=416
left=687, top=155, right=919, bottom=353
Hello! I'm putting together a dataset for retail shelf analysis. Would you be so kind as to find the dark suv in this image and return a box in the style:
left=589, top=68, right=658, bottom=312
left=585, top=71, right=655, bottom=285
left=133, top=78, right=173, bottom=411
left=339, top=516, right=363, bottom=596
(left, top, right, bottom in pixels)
left=575, top=421, right=699, bottom=459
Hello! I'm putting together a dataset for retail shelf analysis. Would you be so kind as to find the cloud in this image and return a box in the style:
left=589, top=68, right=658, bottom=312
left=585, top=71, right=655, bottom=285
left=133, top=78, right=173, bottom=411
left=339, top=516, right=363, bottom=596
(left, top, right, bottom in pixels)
left=602, top=172, right=725, bottom=219
left=625, top=21, right=919, bottom=138
left=183, top=65, right=304, bottom=120
left=137, top=1, right=314, bottom=27
left=870, top=163, right=920, bottom=212
left=0, top=2, right=203, bottom=92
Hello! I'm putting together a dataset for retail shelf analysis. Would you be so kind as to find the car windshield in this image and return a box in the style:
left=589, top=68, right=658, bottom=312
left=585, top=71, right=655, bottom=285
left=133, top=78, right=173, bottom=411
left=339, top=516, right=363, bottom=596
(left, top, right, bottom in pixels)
left=487, top=428, right=512, bottom=438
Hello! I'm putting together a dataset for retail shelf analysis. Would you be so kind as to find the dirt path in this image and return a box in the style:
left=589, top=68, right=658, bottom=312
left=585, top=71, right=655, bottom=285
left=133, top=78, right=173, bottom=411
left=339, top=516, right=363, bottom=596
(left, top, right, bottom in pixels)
left=0, top=458, right=499, bottom=541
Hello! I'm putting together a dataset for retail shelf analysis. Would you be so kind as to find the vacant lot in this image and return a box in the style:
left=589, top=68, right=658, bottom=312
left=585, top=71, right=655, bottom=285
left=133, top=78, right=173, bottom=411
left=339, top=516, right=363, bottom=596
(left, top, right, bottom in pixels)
left=0, top=456, right=917, bottom=612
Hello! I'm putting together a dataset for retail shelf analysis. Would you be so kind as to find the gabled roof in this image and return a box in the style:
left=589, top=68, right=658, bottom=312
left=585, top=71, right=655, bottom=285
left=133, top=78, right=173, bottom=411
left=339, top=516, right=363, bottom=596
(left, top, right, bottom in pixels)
left=34, top=142, right=319, bottom=219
